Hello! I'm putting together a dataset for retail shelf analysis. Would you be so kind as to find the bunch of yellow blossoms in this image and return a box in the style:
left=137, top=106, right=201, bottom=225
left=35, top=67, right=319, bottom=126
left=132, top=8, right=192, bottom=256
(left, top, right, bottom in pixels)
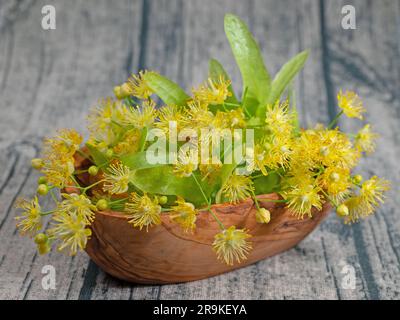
left=15, top=70, right=389, bottom=266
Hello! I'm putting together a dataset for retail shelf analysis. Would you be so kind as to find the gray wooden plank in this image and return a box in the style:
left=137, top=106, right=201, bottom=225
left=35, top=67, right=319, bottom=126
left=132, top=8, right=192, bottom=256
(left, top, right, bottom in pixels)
left=322, top=0, right=400, bottom=299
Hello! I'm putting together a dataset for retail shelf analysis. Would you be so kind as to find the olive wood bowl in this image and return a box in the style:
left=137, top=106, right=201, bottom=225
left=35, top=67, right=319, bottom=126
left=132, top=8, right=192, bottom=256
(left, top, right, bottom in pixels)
left=68, top=152, right=331, bottom=284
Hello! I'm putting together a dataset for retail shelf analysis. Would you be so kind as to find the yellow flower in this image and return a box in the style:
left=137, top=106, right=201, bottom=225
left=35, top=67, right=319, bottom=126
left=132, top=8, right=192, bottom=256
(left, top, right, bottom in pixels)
left=284, top=184, right=323, bottom=218
left=113, top=129, right=141, bottom=155
left=185, top=100, right=214, bottom=128
left=126, top=70, right=153, bottom=99
left=221, top=174, right=254, bottom=204
left=226, top=109, right=246, bottom=128
left=359, top=176, right=390, bottom=210
left=15, top=197, right=42, bottom=236
left=121, top=100, right=157, bottom=129
left=265, top=100, right=294, bottom=138
left=262, top=136, right=293, bottom=170
left=155, top=104, right=185, bottom=135
left=212, top=226, right=252, bottom=265
left=173, top=147, right=198, bottom=178
left=41, top=157, right=75, bottom=188
left=341, top=176, right=389, bottom=223
left=103, top=162, right=131, bottom=194
left=192, top=76, right=231, bottom=105
left=48, top=212, right=91, bottom=256
left=124, top=193, right=161, bottom=230
left=170, top=197, right=198, bottom=232
left=355, top=124, right=378, bottom=154
left=87, top=98, right=126, bottom=143
left=317, top=166, right=351, bottom=201
left=337, top=90, right=365, bottom=119
left=44, top=129, right=82, bottom=158
left=58, top=193, right=96, bottom=224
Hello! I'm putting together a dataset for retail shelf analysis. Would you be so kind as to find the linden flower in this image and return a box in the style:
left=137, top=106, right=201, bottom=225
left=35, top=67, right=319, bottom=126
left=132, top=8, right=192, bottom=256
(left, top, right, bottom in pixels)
left=245, top=145, right=268, bottom=175
left=126, top=70, right=154, bottom=100
left=318, top=166, right=351, bottom=201
left=87, top=98, right=126, bottom=142
left=170, top=197, right=198, bottom=232
left=58, top=193, right=96, bottom=224
left=227, top=109, right=246, bottom=128
left=284, top=184, right=323, bottom=218
left=15, top=197, right=42, bottom=236
left=337, top=90, right=365, bottom=119
left=359, top=176, right=390, bottom=211
left=124, top=193, right=161, bottom=231
left=103, top=162, right=131, bottom=194
left=192, top=76, right=232, bottom=105
left=173, top=147, right=199, bottom=178
left=42, top=157, right=75, bottom=188
left=221, top=175, right=254, bottom=204
left=262, top=136, right=293, bottom=170
left=340, top=176, right=389, bottom=224
left=113, top=129, right=141, bottom=155
left=43, top=129, right=82, bottom=158
left=265, top=101, right=294, bottom=138
left=355, top=124, right=378, bottom=154
left=122, top=100, right=157, bottom=129
left=155, top=104, right=186, bottom=135
left=212, top=226, right=252, bottom=266
left=48, top=213, right=92, bottom=256
left=185, top=100, right=215, bottom=128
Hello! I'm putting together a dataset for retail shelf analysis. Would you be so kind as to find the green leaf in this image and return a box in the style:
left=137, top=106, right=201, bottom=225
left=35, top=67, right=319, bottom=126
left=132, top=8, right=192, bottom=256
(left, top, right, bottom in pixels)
left=120, top=151, right=162, bottom=171
left=85, top=143, right=108, bottom=167
left=224, top=14, right=271, bottom=106
left=253, top=172, right=281, bottom=194
left=129, top=167, right=210, bottom=206
left=143, top=72, right=189, bottom=106
left=208, top=58, right=238, bottom=104
left=267, top=50, right=309, bottom=105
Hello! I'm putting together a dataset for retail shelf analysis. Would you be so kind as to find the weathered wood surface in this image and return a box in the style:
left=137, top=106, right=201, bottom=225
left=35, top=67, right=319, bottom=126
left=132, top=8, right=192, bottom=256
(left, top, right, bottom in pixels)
left=0, top=0, right=399, bottom=299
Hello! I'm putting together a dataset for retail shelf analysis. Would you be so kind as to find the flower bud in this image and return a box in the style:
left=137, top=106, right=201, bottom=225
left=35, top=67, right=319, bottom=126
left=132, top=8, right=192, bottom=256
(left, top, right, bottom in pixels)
left=256, top=208, right=271, bottom=224
left=34, top=233, right=48, bottom=244
left=31, top=158, right=44, bottom=170
left=37, top=184, right=49, bottom=196
left=88, top=165, right=99, bottom=176
left=37, top=176, right=47, bottom=185
left=158, top=196, right=168, bottom=205
left=120, top=83, right=132, bottom=98
left=353, top=174, right=363, bottom=184
left=37, top=243, right=51, bottom=255
left=105, top=149, right=114, bottom=159
left=113, top=86, right=122, bottom=99
left=336, top=204, right=349, bottom=217
left=96, top=199, right=108, bottom=211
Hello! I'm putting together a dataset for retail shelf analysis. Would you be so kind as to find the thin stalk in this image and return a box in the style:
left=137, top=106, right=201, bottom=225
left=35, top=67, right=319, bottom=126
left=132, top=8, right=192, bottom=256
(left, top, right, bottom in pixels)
left=327, top=110, right=344, bottom=129
left=191, top=174, right=225, bottom=230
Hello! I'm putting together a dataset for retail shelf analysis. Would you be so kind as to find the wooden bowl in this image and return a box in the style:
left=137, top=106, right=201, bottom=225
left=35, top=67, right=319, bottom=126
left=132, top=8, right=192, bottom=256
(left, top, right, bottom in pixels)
left=71, top=153, right=331, bottom=284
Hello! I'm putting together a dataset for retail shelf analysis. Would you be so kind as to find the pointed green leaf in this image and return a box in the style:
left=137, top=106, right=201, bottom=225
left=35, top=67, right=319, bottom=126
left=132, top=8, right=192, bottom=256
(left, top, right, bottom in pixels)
left=144, top=72, right=189, bottom=106
left=267, top=50, right=309, bottom=105
left=224, top=14, right=271, bottom=105
left=208, top=58, right=238, bottom=104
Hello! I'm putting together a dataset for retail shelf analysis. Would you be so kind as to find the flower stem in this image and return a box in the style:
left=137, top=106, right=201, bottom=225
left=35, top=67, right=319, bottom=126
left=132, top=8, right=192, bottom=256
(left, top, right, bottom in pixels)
left=327, top=110, right=344, bottom=129
left=191, top=174, right=225, bottom=230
